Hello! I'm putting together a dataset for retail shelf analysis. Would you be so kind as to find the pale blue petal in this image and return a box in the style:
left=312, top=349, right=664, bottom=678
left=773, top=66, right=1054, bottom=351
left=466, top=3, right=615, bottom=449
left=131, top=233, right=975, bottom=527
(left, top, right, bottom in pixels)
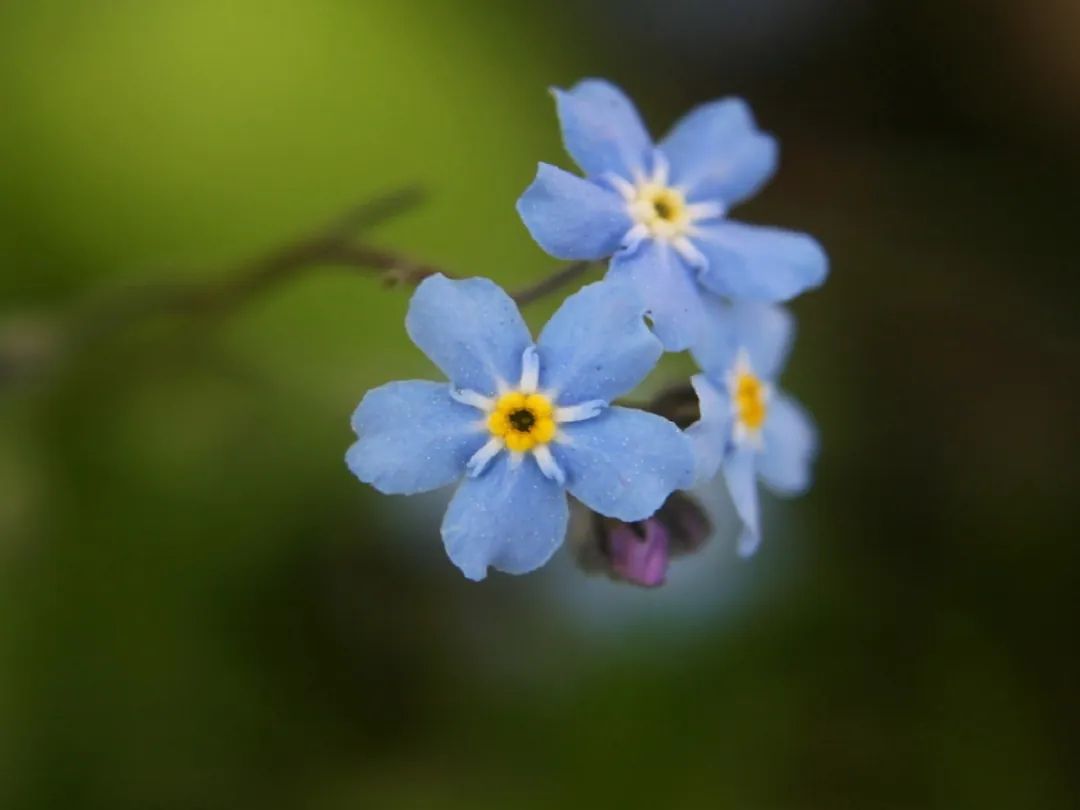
left=554, top=407, right=694, bottom=522
left=694, top=296, right=795, bottom=381
left=405, top=274, right=532, bottom=396
left=346, top=380, right=485, bottom=495
left=759, top=393, right=818, bottom=497
left=607, top=239, right=707, bottom=351
left=553, top=79, right=653, bottom=180
left=536, top=279, right=662, bottom=403
left=441, top=453, right=568, bottom=581
left=660, top=98, right=778, bottom=207
left=722, top=446, right=761, bottom=556
left=516, top=163, right=633, bottom=260
left=695, top=221, right=828, bottom=303
left=732, top=302, right=796, bottom=380
left=689, top=292, right=739, bottom=380
left=686, top=374, right=730, bottom=483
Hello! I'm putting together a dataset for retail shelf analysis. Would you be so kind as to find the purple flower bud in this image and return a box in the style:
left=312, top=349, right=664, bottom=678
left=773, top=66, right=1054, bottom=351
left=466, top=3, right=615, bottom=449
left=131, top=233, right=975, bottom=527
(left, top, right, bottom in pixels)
left=608, top=518, right=670, bottom=587
left=572, top=492, right=712, bottom=587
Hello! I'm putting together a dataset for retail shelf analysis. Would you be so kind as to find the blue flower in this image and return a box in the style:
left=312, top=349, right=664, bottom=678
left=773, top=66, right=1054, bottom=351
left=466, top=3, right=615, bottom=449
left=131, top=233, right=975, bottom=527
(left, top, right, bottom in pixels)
left=516, top=78, right=828, bottom=351
left=688, top=297, right=818, bottom=556
left=346, top=274, right=695, bottom=581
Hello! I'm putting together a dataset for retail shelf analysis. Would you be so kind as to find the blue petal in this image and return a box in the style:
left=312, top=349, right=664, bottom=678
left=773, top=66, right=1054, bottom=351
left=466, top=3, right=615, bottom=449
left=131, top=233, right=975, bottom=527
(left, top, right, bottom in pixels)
left=516, top=163, right=633, bottom=260
left=692, top=296, right=795, bottom=381
left=759, top=392, right=818, bottom=497
left=553, top=79, right=653, bottom=180
left=689, top=292, right=738, bottom=379
left=607, top=239, right=706, bottom=351
left=722, top=446, right=761, bottom=556
left=695, top=221, right=828, bottom=303
left=733, top=302, right=796, bottom=380
left=405, top=274, right=532, bottom=396
left=686, top=374, right=730, bottom=483
left=554, top=406, right=694, bottom=522
left=441, top=453, right=568, bottom=581
left=536, top=279, right=663, bottom=404
left=346, top=380, right=485, bottom=495
left=660, top=98, right=778, bottom=206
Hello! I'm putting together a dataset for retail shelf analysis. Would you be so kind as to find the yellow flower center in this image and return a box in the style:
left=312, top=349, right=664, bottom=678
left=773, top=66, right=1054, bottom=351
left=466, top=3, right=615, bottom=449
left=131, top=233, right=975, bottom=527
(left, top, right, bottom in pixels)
left=487, top=391, right=557, bottom=453
left=629, top=183, right=690, bottom=238
left=733, top=370, right=768, bottom=431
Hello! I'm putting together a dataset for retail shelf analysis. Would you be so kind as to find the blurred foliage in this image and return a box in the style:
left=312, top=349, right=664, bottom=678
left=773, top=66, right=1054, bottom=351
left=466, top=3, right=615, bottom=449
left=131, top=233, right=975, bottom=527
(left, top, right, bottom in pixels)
left=1, top=1, right=1078, bottom=808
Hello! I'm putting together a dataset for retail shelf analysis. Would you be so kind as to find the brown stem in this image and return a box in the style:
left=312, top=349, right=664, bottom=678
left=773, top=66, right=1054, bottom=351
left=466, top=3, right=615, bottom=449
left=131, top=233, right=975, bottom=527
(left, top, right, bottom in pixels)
left=510, top=260, right=592, bottom=306
left=2, top=188, right=437, bottom=387
left=310, top=244, right=447, bottom=290
left=0, top=188, right=595, bottom=391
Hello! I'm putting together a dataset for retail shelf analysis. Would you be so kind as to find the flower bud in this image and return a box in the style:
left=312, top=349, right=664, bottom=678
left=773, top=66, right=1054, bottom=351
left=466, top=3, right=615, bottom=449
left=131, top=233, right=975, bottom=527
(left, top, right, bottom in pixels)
left=573, top=492, right=712, bottom=587
left=607, top=517, right=670, bottom=587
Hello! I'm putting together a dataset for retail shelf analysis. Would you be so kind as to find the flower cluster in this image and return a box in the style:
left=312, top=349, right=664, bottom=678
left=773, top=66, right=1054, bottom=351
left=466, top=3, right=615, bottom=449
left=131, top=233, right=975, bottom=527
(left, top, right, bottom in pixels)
left=347, top=79, right=826, bottom=582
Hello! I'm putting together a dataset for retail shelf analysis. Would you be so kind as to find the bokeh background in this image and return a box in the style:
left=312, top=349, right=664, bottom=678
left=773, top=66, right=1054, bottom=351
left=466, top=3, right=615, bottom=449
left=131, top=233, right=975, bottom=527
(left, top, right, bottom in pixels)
left=2, top=1, right=1078, bottom=807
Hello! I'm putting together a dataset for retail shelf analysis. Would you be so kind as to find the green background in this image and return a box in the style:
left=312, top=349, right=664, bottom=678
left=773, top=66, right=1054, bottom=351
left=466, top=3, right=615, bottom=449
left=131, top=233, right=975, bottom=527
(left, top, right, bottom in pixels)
left=1, top=1, right=1077, bottom=807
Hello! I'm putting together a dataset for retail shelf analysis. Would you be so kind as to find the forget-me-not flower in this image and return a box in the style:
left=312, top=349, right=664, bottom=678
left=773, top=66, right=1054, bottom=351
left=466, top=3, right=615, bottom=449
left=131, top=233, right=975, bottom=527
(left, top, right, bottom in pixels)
left=516, top=79, right=828, bottom=351
left=688, top=297, right=818, bottom=556
left=346, top=274, right=695, bottom=581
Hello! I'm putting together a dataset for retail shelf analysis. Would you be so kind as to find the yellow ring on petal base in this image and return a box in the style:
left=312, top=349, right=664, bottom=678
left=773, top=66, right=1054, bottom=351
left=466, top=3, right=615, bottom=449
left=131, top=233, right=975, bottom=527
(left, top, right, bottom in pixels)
left=733, top=370, right=768, bottom=431
left=628, top=183, right=691, bottom=239
left=488, top=390, right=558, bottom=452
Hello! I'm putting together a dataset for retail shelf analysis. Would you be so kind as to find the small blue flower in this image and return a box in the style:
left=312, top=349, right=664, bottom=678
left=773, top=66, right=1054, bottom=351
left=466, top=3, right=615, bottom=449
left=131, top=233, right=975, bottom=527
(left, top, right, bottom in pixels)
left=688, top=296, right=818, bottom=556
left=516, top=78, right=828, bottom=351
left=346, top=274, right=695, bottom=581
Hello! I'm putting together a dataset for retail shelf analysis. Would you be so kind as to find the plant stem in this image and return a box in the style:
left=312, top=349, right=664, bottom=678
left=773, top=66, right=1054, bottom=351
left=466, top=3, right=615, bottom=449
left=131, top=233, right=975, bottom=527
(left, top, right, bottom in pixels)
left=0, top=189, right=596, bottom=391
left=510, top=260, right=593, bottom=306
